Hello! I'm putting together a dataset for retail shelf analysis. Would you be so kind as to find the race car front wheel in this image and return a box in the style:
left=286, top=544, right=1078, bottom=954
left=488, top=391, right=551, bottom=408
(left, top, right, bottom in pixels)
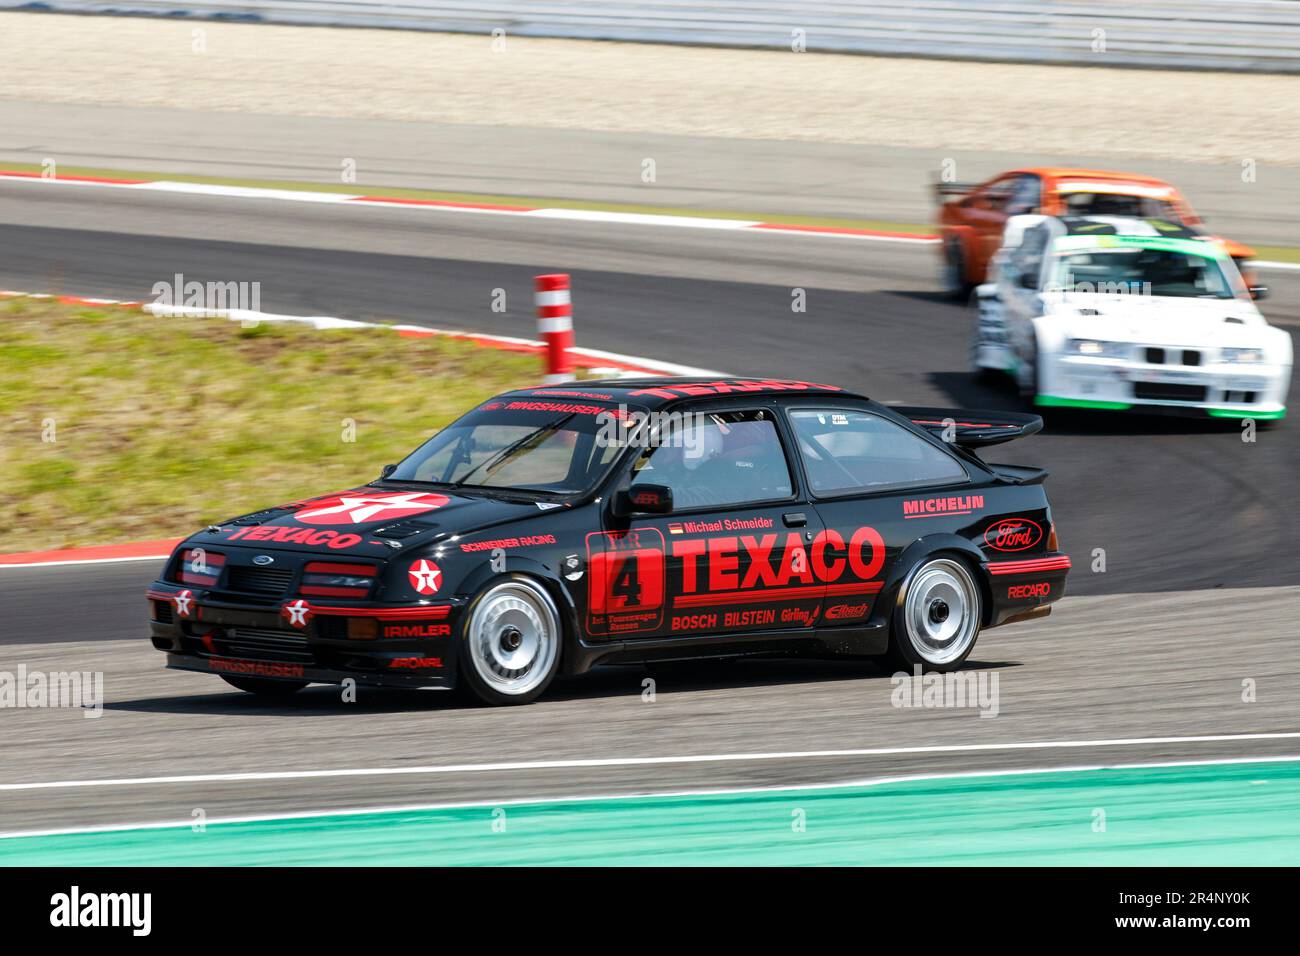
left=220, top=675, right=308, bottom=697
left=887, top=556, right=982, bottom=673
left=459, top=577, right=562, bottom=706
left=1017, top=333, right=1041, bottom=404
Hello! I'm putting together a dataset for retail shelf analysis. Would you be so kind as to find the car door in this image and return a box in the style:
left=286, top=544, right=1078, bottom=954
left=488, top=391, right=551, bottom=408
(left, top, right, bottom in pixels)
left=998, top=220, right=1052, bottom=383
left=784, top=405, right=976, bottom=627
left=969, top=175, right=1016, bottom=275
left=588, top=405, right=826, bottom=640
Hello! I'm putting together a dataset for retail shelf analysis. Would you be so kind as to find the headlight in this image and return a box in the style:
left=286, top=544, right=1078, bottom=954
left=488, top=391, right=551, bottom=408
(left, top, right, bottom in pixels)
left=308, top=575, right=374, bottom=589
left=300, top=561, right=377, bottom=598
left=1221, top=347, right=1264, bottom=364
left=1067, top=339, right=1127, bottom=358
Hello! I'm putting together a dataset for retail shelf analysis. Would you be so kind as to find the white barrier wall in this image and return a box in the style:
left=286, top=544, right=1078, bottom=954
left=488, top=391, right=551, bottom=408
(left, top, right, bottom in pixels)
left=6, top=0, right=1300, bottom=72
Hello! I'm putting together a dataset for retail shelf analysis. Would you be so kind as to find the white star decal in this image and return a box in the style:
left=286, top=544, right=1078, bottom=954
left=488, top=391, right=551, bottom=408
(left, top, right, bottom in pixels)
left=174, top=590, right=193, bottom=618
left=282, top=599, right=312, bottom=628
left=296, top=491, right=448, bottom=526
left=408, top=559, right=442, bottom=595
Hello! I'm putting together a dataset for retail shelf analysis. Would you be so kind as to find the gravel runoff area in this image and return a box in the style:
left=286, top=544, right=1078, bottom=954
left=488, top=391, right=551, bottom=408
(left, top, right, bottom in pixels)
left=2, top=12, right=1300, bottom=165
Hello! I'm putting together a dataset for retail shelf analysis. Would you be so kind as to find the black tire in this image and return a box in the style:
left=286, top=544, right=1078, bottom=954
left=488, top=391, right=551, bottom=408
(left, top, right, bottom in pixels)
left=220, top=674, right=308, bottom=696
left=969, top=292, right=1002, bottom=385
left=457, top=576, right=563, bottom=706
left=942, top=238, right=970, bottom=299
left=1018, top=332, right=1041, bottom=407
left=885, top=555, right=983, bottom=674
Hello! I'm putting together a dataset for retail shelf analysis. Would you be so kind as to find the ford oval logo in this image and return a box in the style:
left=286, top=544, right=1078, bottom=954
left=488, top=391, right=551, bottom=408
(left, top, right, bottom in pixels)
left=984, top=518, right=1043, bottom=553
left=253, top=554, right=275, bottom=566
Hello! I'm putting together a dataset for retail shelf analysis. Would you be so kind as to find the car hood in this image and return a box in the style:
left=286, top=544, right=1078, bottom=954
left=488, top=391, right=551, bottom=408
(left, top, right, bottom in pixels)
left=184, top=486, right=561, bottom=559
left=1044, top=293, right=1274, bottom=347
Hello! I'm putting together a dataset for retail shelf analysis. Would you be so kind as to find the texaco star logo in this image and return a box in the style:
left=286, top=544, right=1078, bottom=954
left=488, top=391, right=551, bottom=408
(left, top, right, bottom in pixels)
left=294, top=491, right=450, bottom=526
left=281, top=598, right=313, bottom=629
left=408, top=559, right=442, bottom=596
left=174, top=589, right=194, bottom=619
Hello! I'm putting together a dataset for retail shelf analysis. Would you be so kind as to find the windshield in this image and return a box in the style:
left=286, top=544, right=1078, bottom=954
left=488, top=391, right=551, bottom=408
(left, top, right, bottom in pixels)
left=1047, top=246, right=1237, bottom=299
left=1059, top=192, right=1182, bottom=221
left=386, top=399, right=635, bottom=496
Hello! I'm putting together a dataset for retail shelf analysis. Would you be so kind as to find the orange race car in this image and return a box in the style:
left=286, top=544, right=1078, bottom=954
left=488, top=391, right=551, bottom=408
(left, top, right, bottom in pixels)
left=935, top=168, right=1257, bottom=296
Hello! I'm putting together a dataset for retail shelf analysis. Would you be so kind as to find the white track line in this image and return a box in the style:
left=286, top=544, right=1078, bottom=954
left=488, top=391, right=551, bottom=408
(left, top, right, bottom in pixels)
left=3, top=730, right=1298, bottom=793
left=0, top=554, right=172, bottom=569
left=5, top=173, right=1297, bottom=258
left=0, top=172, right=935, bottom=243
left=3, top=753, right=1296, bottom=841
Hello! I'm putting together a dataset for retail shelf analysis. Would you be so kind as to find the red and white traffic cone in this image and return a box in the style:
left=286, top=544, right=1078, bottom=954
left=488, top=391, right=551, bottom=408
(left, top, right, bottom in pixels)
left=534, top=273, right=574, bottom=385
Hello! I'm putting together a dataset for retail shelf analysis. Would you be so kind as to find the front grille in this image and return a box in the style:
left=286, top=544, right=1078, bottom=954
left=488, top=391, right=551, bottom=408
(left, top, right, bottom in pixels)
left=153, top=600, right=174, bottom=624
left=1143, top=347, right=1202, bottom=367
left=1133, top=382, right=1208, bottom=402
left=226, top=565, right=295, bottom=596
left=219, top=626, right=312, bottom=661
left=316, top=617, right=348, bottom=641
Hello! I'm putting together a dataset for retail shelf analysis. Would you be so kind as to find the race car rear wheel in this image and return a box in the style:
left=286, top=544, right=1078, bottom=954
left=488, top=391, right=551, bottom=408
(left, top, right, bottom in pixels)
left=887, top=556, right=982, bottom=673
left=459, top=577, right=562, bottom=706
left=942, top=238, right=969, bottom=299
left=220, top=675, right=308, bottom=697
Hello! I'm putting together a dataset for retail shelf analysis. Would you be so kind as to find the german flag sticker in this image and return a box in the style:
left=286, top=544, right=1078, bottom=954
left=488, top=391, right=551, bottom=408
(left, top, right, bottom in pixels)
left=668, top=522, right=683, bottom=535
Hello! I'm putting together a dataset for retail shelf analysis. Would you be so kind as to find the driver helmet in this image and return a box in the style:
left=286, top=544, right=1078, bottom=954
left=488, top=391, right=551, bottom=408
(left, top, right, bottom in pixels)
left=681, top=419, right=725, bottom=471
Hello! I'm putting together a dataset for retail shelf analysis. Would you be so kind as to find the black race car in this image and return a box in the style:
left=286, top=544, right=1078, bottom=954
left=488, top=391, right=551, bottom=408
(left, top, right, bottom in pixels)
left=147, top=378, right=1071, bottom=705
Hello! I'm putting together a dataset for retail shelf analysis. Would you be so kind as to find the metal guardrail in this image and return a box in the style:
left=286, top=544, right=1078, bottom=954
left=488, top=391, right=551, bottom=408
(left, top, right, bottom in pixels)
left=8, top=0, right=1300, bottom=71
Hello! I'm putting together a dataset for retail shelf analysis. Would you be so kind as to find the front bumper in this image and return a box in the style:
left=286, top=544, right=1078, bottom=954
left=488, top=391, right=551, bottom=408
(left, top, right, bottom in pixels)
left=147, top=582, right=460, bottom=689
left=1040, top=353, right=1290, bottom=419
left=164, top=653, right=453, bottom=690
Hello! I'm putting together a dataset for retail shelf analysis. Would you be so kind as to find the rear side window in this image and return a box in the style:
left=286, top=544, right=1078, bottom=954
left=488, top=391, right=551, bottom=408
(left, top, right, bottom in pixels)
left=788, top=408, right=967, bottom=496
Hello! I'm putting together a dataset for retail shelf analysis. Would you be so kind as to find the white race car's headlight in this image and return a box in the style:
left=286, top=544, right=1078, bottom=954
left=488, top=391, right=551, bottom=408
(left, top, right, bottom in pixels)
left=1067, top=339, right=1128, bottom=359
left=1221, top=347, right=1265, bottom=364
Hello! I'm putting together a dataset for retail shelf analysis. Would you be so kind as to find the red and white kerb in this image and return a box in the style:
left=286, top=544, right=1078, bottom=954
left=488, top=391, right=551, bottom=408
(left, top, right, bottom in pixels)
left=534, top=273, right=574, bottom=385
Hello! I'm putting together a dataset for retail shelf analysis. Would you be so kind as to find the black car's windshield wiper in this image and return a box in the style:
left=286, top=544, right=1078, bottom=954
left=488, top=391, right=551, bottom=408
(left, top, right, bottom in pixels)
left=450, top=414, right=576, bottom=489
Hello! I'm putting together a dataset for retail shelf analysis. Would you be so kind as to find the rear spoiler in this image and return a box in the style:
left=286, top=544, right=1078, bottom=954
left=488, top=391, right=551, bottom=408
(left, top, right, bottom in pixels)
left=895, top=406, right=1043, bottom=448
left=933, top=180, right=979, bottom=202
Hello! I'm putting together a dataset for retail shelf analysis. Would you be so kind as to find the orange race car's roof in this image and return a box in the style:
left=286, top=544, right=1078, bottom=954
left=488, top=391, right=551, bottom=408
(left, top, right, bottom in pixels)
left=1009, top=168, right=1180, bottom=192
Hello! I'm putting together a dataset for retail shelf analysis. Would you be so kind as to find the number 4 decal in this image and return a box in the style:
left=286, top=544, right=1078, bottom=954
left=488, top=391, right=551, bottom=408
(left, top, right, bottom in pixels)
left=585, top=529, right=665, bottom=636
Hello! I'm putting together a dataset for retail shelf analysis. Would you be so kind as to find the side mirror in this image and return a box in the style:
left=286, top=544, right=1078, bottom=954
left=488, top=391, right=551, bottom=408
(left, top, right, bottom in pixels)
left=380, top=464, right=396, bottom=478
left=1249, top=285, right=1269, bottom=300
left=613, top=483, right=673, bottom=517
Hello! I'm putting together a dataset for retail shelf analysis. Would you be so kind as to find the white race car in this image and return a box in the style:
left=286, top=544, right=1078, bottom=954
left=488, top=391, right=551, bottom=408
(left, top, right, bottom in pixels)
left=972, top=215, right=1291, bottom=421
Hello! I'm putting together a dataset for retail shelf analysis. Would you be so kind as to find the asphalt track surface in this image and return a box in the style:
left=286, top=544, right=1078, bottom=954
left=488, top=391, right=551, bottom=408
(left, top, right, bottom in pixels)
left=3, top=179, right=1298, bottom=595
left=0, top=178, right=1297, bottom=837
left=5, top=101, right=1300, bottom=245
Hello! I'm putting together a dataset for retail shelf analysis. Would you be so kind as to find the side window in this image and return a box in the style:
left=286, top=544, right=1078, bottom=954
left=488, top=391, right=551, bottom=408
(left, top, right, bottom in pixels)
left=630, top=410, right=793, bottom=509
left=1005, top=175, right=1042, bottom=216
left=788, top=409, right=967, bottom=497
left=982, top=177, right=1014, bottom=212
left=1007, top=223, right=1049, bottom=287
